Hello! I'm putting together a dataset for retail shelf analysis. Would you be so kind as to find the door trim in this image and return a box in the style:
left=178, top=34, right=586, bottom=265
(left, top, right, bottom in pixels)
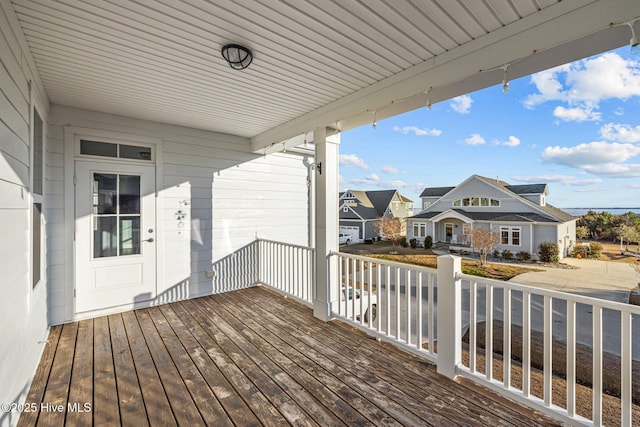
left=64, top=126, right=163, bottom=321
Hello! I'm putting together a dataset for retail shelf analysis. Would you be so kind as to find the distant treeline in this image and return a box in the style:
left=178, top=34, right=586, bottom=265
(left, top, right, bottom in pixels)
left=576, top=210, right=640, bottom=243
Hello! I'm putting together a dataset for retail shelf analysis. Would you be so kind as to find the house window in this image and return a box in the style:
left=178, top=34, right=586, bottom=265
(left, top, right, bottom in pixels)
left=413, top=222, right=426, bottom=238
left=80, top=140, right=152, bottom=161
left=500, top=226, right=521, bottom=246
left=453, top=196, right=500, bottom=208
left=462, top=223, right=471, bottom=235
left=32, top=109, right=44, bottom=287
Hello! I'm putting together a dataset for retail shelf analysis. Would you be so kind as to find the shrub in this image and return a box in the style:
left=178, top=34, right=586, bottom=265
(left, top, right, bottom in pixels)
left=538, top=242, right=559, bottom=263
left=588, top=242, right=603, bottom=259
left=424, top=236, right=433, bottom=249
left=501, top=249, right=513, bottom=260
left=400, top=236, right=408, bottom=248
left=516, top=251, right=531, bottom=262
left=492, top=250, right=500, bottom=258
left=572, top=245, right=588, bottom=259
left=409, top=238, right=417, bottom=249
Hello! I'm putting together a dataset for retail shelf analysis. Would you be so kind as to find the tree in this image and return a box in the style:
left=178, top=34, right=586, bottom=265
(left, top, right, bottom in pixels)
left=575, top=226, right=588, bottom=243
left=616, top=224, right=640, bottom=251
left=373, top=216, right=404, bottom=254
left=468, top=228, right=499, bottom=266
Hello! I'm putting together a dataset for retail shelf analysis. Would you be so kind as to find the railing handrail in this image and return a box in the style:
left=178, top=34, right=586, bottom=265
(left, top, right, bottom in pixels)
left=460, top=272, right=640, bottom=314
left=331, top=250, right=437, bottom=275
left=258, top=237, right=316, bottom=253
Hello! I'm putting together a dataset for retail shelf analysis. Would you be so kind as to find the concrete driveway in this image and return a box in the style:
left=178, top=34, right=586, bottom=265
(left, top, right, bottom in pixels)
left=509, top=258, right=639, bottom=303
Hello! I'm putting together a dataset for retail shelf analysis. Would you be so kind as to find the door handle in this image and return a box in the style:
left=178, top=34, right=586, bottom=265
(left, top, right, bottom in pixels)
left=143, top=237, right=154, bottom=243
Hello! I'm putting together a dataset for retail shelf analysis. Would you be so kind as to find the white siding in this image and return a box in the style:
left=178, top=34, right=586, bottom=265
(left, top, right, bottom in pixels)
left=47, top=105, right=310, bottom=323
left=0, top=2, right=50, bottom=424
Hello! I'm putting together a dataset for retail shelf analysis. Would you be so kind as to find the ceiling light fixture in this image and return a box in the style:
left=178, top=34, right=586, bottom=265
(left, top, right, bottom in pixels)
left=372, top=111, right=377, bottom=130
left=221, top=44, right=253, bottom=70
left=425, top=87, right=432, bottom=111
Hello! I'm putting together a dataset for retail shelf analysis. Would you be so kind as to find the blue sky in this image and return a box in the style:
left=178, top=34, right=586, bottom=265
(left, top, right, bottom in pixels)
left=339, top=46, right=640, bottom=209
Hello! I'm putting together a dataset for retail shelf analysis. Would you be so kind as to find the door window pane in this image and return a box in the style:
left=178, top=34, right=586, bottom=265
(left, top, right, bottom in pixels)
left=94, top=216, right=118, bottom=258
left=119, top=175, right=140, bottom=214
left=94, top=174, right=117, bottom=214
left=120, top=217, right=140, bottom=255
left=33, top=111, right=43, bottom=195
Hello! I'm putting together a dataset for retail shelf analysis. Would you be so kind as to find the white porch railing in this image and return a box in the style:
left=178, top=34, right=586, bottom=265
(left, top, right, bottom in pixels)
left=330, top=251, right=437, bottom=362
left=257, top=238, right=315, bottom=306
left=438, top=256, right=640, bottom=427
left=250, top=242, right=638, bottom=425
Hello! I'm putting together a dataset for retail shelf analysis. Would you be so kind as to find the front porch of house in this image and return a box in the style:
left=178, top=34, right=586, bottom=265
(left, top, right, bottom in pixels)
left=18, top=286, right=558, bottom=427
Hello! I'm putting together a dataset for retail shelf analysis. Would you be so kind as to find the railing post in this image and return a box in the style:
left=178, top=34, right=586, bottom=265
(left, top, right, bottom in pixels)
left=436, top=255, right=462, bottom=379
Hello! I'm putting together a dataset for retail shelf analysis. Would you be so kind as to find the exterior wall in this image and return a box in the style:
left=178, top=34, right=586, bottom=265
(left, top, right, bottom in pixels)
left=47, top=105, right=310, bottom=324
left=406, top=219, right=434, bottom=243
left=0, top=3, right=50, bottom=424
left=531, top=224, right=560, bottom=259
left=487, top=222, right=535, bottom=256
left=421, top=196, right=439, bottom=210
left=364, top=220, right=380, bottom=240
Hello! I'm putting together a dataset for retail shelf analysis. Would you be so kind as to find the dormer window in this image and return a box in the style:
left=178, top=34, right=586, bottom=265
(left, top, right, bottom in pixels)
left=453, top=196, right=500, bottom=207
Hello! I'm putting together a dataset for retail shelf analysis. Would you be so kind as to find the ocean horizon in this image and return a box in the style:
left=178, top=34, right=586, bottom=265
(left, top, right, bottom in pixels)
left=562, top=207, right=640, bottom=216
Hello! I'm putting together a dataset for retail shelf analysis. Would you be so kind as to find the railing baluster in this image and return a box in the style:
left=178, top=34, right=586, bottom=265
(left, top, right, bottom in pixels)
left=592, top=305, right=603, bottom=426
left=544, top=295, right=552, bottom=407
left=337, top=255, right=343, bottom=316
left=351, top=257, right=357, bottom=321
left=368, top=259, right=373, bottom=328
left=359, top=258, right=364, bottom=325
left=485, top=283, right=493, bottom=381
left=417, top=271, right=423, bottom=351
left=567, top=300, right=576, bottom=417
left=396, top=267, right=401, bottom=340
left=522, top=291, right=531, bottom=398
left=376, top=262, right=381, bottom=332
left=470, top=280, right=477, bottom=373
left=406, top=269, right=411, bottom=345
left=386, top=265, right=391, bottom=336
left=503, top=288, right=511, bottom=389
left=621, top=310, right=632, bottom=427
left=428, top=273, right=434, bottom=356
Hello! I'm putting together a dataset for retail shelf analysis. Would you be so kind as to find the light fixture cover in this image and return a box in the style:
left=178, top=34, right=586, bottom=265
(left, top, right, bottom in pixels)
left=221, top=44, right=253, bottom=70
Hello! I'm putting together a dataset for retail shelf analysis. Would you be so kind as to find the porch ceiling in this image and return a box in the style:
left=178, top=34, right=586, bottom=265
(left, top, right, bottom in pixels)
left=8, top=0, right=640, bottom=151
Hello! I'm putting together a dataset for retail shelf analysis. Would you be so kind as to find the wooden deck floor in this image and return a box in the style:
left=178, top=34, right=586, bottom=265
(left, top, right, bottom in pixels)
left=19, top=286, right=559, bottom=426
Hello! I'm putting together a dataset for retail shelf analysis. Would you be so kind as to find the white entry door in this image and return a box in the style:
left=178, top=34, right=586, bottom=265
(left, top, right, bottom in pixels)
left=75, top=160, right=156, bottom=313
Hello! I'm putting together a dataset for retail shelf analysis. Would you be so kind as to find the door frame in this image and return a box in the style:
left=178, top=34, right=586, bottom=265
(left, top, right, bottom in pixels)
left=64, top=126, right=164, bottom=320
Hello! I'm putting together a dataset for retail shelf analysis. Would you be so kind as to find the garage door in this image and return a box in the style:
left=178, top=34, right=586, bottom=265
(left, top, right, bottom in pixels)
left=339, top=226, right=360, bottom=243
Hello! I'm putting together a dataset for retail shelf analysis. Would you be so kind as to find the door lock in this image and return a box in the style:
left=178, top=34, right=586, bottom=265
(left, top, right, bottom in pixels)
left=143, top=237, right=154, bottom=243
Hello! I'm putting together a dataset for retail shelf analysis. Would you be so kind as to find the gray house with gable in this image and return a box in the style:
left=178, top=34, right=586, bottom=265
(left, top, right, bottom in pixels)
left=339, top=190, right=413, bottom=243
left=407, top=175, right=576, bottom=259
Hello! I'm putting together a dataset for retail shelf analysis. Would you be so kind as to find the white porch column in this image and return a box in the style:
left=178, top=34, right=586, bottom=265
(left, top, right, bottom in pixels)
left=436, top=255, right=462, bottom=379
left=313, top=127, right=339, bottom=321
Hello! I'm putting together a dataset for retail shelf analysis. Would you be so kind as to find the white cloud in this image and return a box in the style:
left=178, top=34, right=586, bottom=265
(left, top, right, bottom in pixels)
left=553, top=106, right=601, bottom=122
left=599, top=123, right=640, bottom=143
left=542, top=142, right=640, bottom=167
left=525, top=53, right=640, bottom=108
left=339, top=154, right=369, bottom=169
left=581, top=163, right=640, bottom=177
left=495, top=136, right=521, bottom=147
left=462, top=134, right=486, bottom=145
left=392, top=126, right=442, bottom=136
left=450, top=95, right=473, bottom=114
left=512, top=174, right=601, bottom=186
left=382, top=165, right=399, bottom=174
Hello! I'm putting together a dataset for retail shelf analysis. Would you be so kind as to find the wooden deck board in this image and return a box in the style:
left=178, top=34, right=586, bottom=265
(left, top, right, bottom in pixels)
left=19, top=286, right=561, bottom=426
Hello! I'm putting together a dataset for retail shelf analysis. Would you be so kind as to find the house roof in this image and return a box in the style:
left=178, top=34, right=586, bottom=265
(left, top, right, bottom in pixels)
left=419, top=187, right=455, bottom=198
left=8, top=1, right=639, bottom=152
left=341, top=189, right=410, bottom=220
left=505, top=184, right=548, bottom=195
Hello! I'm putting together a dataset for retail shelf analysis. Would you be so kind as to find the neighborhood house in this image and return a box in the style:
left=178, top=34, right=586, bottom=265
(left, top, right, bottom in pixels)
left=339, top=190, right=413, bottom=243
left=407, top=175, right=576, bottom=259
